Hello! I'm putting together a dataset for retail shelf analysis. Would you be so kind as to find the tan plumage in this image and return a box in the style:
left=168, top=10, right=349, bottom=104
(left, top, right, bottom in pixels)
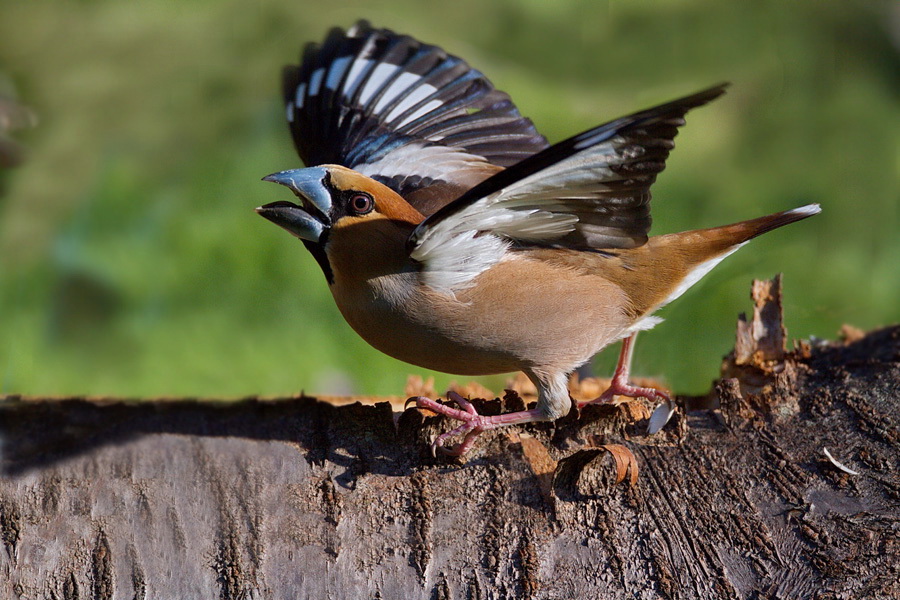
left=256, top=22, right=820, bottom=455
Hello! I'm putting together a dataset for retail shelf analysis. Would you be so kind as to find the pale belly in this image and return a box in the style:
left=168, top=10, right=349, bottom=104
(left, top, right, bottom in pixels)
left=328, top=258, right=636, bottom=376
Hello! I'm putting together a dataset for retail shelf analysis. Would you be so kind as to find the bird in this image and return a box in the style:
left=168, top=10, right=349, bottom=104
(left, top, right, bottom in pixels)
left=255, top=21, right=820, bottom=456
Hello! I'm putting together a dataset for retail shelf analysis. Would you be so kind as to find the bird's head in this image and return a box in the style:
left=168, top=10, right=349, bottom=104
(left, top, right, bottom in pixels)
left=256, top=164, right=423, bottom=282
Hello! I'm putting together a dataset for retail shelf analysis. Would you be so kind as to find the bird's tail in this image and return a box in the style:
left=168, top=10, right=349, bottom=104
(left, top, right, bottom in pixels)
left=703, top=203, right=821, bottom=245
left=627, top=203, right=821, bottom=314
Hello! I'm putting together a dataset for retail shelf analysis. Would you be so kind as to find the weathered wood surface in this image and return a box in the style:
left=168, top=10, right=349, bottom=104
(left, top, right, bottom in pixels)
left=0, top=316, right=898, bottom=598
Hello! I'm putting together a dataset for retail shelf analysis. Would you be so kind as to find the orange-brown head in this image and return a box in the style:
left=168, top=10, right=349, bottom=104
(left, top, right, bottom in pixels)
left=256, top=164, right=424, bottom=283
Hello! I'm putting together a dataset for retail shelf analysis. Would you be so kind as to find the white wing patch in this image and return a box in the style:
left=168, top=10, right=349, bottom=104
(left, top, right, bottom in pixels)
left=295, top=63, right=443, bottom=131
left=373, top=72, right=422, bottom=112
left=342, top=58, right=372, bottom=98
left=409, top=137, right=636, bottom=294
left=497, top=139, right=623, bottom=207
left=358, top=63, right=398, bottom=105
left=357, top=143, right=492, bottom=183
left=325, top=56, right=351, bottom=91
left=396, top=99, right=443, bottom=128
left=308, top=68, right=325, bottom=97
left=412, top=229, right=510, bottom=295
left=384, top=80, right=436, bottom=121
left=293, top=83, right=307, bottom=109
left=410, top=192, right=579, bottom=294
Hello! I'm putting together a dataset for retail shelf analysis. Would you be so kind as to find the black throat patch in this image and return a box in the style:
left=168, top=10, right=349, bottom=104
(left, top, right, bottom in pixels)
left=302, top=234, right=334, bottom=285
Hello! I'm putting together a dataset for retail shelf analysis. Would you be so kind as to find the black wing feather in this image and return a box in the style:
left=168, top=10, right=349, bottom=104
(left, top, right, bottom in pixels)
left=282, top=21, right=548, bottom=213
left=413, top=84, right=729, bottom=251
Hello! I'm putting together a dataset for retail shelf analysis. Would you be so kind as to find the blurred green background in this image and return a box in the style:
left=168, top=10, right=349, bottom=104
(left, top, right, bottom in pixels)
left=0, top=0, right=897, bottom=399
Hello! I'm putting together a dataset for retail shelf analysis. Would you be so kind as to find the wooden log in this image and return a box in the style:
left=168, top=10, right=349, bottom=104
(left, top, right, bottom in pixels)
left=1, top=279, right=897, bottom=599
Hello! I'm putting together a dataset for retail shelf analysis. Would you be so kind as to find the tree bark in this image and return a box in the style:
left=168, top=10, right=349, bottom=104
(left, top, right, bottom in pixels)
left=1, top=279, right=898, bottom=600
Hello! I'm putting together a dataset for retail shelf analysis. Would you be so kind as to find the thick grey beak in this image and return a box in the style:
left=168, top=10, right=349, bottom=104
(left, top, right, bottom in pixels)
left=255, top=201, right=327, bottom=243
left=261, top=167, right=332, bottom=217
left=257, top=167, right=332, bottom=242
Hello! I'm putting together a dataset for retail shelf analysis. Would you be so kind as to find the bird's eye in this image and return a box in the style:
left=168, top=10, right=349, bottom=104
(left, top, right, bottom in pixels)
left=349, top=193, right=374, bottom=215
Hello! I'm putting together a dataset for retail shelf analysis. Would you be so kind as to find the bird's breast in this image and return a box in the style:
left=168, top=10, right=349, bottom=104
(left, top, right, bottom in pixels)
left=327, top=254, right=637, bottom=376
left=328, top=268, right=520, bottom=375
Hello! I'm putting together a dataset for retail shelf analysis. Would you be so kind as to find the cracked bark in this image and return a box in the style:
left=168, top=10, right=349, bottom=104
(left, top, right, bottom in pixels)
left=0, top=277, right=897, bottom=600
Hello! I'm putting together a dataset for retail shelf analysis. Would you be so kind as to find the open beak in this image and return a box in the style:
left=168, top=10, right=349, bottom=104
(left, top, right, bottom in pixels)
left=256, top=167, right=332, bottom=243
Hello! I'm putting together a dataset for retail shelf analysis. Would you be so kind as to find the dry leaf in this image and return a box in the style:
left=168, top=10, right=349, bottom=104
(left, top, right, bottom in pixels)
left=838, top=324, right=865, bottom=344
left=597, top=443, right=639, bottom=486
left=404, top=375, right=436, bottom=398
left=568, top=374, right=611, bottom=401
left=448, top=380, right=495, bottom=400
left=506, top=372, right=538, bottom=400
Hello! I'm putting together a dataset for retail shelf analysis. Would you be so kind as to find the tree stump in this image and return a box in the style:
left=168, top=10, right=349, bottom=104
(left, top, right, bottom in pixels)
left=1, top=278, right=897, bottom=599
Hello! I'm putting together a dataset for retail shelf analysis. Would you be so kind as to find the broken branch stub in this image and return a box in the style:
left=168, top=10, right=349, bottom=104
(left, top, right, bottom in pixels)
left=733, top=274, right=787, bottom=368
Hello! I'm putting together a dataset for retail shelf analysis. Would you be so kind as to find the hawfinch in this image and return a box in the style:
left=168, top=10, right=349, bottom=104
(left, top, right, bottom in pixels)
left=256, top=21, right=819, bottom=456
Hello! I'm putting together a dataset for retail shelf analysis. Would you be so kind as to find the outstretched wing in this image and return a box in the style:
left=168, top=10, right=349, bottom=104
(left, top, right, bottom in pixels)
left=409, top=84, right=729, bottom=293
left=283, top=21, right=549, bottom=216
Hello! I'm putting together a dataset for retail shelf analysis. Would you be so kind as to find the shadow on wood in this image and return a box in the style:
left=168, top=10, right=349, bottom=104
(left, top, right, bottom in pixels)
left=0, top=396, right=408, bottom=481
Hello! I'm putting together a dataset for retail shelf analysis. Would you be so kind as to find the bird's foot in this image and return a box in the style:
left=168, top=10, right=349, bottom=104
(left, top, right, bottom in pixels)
left=410, top=391, right=546, bottom=457
left=582, top=378, right=670, bottom=406
left=579, top=379, right=675, bottom=434
left=411, top=392, right=488, bottom=456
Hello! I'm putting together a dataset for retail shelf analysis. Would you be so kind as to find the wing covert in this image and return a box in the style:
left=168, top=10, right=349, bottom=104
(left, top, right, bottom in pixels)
left=409, top=84, right=729, bottom=293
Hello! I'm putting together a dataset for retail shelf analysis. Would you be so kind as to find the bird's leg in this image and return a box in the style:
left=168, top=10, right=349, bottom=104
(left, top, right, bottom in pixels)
left=580, top=332, right=675, bottom=433
left=413, top=391, right=546, bottom=456
left=581, top=332, right=671, bottom=406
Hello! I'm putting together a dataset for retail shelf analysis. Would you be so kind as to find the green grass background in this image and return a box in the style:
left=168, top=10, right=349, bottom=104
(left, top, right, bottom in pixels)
left=1, top=0, right=897, bottom=398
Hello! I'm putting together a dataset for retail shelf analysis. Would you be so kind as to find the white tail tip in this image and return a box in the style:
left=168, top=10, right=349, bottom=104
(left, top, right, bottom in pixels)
left=787, top=203, right=822, bottom=217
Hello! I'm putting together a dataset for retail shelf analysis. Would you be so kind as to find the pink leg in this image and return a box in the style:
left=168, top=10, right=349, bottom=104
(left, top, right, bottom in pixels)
left=580, top=332, right=672, bottom=407
left=413, top=391, right=546, bottom=456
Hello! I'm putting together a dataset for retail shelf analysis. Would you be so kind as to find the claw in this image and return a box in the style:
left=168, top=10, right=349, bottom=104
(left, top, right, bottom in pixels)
left=413, top=394, right=481, bottom=456
left=407, top=395, right=445, bottom=415
left=447, top=391, right=477, bottom=415
left=412, top=392, right=547, bottom=457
